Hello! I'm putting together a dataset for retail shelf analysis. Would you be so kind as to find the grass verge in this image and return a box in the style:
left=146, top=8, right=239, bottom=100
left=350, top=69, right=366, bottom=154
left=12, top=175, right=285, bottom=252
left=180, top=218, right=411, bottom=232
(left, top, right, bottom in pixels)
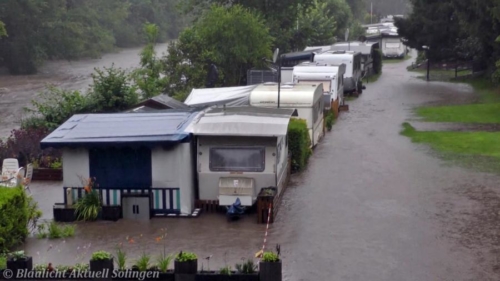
left=364, top=72, right=381, bottom=83
left=415, top=78, right=500, bottom=123
left=401, top=122, right=500, bottom=173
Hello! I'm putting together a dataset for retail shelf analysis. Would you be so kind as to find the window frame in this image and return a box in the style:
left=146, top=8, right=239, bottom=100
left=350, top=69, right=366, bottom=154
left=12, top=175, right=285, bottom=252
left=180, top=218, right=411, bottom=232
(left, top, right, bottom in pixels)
left=209, top=146, right=266, bottom=172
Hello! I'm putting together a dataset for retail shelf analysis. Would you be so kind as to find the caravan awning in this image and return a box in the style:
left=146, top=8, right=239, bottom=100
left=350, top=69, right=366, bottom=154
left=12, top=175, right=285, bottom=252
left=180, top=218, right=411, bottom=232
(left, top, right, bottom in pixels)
left=184, top=85, right=258, bottom=107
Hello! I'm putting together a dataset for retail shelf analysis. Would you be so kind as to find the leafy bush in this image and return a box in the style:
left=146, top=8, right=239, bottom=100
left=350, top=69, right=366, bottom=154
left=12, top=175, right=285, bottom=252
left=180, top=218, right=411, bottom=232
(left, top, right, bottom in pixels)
left=24, top=86, right=91, bottom=131
left=0, top=254, right=6, bottom=269
left=235, top=259, right=257, bottom=274
left=75, top=178, right=102, bottom=221
left=287, top=119, right=312, bottom=172
left=175, top=252, right=197, bottom=262
left=261, top=251, right=280, bottom=262
left=325, top=111, right=335, bottom=131
left=219, top=265, right=232, bottom=275
left=91, top=251, right=112, bottom=261
left=373, top=49, right=383, bottom=74
left=88, top=65, right=139, bottom=113
left=0, top=187, right=29, bottom=252
left=0, top=128, right=61, bottom=169
left=36, top=221, right=75, bottom=239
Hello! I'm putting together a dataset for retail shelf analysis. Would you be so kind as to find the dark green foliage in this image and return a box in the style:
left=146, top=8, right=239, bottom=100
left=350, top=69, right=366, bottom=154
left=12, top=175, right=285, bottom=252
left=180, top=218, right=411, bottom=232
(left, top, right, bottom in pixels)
left=163, top=4, right=273, bottom=96
left=373, top=49, right=383, bottom=74
left=0, top=0, right=187, bottom=74
left=325, top=111, right=335, bottom=131
left=287, top=119, right=312, bottom=172
left=89, top=66, right=139, bottom=112
left=0, top=187, right=29, bottom=252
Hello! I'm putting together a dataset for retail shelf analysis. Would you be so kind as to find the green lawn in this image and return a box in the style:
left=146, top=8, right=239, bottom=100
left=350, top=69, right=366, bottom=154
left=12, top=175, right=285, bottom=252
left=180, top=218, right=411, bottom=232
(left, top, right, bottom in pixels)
left=401, top=123, right=500, bottom=159
left=415, top=78, right=500, bottom=123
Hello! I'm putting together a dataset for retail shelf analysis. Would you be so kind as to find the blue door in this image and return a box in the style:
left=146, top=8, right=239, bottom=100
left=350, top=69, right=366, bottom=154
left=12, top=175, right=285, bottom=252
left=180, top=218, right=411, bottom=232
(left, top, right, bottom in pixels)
left=89, top=147, right=152, bottom=189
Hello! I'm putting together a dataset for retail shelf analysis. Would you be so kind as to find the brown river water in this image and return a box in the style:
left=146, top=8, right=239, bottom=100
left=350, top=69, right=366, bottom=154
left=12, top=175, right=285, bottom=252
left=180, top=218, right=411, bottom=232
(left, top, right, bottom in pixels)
left=2, top=49, right=500, bottom=280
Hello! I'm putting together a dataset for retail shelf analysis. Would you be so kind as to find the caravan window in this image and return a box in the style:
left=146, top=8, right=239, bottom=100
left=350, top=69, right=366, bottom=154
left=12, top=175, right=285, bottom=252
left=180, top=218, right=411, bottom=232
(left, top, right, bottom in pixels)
left=210, top=147, right=265, bottom=172
left=386, top=42, right=401, bottom=49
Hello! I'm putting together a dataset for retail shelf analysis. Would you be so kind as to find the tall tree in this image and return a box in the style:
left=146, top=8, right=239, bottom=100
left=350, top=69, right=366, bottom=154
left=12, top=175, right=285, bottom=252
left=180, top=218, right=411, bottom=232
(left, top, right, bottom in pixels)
left=163, top=4, right=273, bottom=100
left=296, top=0, right=337, bottom=48
left=395, top=0, right=462, bottom=61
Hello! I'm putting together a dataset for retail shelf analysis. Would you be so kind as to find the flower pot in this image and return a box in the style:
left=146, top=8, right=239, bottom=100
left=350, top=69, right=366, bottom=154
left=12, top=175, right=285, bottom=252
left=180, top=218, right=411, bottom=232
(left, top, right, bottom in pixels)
left=230, top=272, right=260, bottom=281
left=32, top=168, right=63, bottom=181
left=156, top=271, right=175, bottom=281
left=101, top=206, right=121, bottom=221
left=90, top=258, right=114, bottom=277
left=53, top=203, right=76, bottom=222
left=195, top=271, right=219, bottom=281
left=7, top=256, right=33, bottom=278
left=174, top=259, right=197, bottom=274
left=259, top=260, right=282, bottom=281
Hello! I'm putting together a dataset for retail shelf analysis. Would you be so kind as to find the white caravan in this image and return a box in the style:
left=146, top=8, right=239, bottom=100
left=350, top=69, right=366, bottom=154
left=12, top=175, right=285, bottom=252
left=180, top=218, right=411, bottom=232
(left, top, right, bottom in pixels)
left=314, top=51, right=363, bottom=95
left=292, top=62, right=346, bottom=112
left=250, top=83, right=324, bottom=147
left=381, top=33, right=406, bottom=58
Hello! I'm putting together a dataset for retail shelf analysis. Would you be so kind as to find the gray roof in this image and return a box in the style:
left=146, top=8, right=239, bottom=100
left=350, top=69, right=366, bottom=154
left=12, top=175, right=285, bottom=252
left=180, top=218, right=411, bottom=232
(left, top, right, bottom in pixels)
left=151, top=94, right=189, bottom=109
left=132, top=94, right=189, bottom=110
left=187, top=107, right=295, bottom=137
left=41, top=111, right=199, bottom=148
left=331, top=41, right=378, bottom=55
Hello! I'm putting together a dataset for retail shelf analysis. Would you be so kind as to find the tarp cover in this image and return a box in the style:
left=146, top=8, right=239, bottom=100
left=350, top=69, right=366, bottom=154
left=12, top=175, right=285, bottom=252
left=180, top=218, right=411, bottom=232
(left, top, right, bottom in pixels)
left=184, top=85, right=258, bottom=107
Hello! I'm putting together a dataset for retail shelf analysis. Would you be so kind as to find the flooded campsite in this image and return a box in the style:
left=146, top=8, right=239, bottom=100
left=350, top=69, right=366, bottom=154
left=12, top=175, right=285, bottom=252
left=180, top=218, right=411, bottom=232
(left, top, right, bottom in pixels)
left=2, top=2, right=500, bottom=280
left=5, top=52, right=499, bottom=281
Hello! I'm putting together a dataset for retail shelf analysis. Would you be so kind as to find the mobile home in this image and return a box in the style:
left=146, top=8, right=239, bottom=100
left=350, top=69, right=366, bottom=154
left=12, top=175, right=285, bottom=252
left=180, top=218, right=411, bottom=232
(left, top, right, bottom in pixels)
left=292, top=62, right=346, bottom=113
left=41, top=111, right=199, bottom=219
left=189, top=107, right=294, bottom=207
left=331, top=41, right=380, bottom=77
left=381, top=32, right=406, bottom=58
left=250, top=83, right=324, bottom=147
left=314, top=51, right=363, bottom=94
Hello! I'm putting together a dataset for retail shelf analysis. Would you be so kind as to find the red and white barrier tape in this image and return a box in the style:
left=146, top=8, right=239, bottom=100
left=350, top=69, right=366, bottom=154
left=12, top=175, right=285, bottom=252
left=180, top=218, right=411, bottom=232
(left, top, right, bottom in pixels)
left=257, top=203, right=272, bottom=259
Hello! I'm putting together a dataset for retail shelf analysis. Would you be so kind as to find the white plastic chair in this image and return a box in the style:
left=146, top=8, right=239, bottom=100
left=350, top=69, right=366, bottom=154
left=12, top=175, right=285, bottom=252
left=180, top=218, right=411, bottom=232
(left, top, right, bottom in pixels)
left=0, top=167, right=24, bottom=187
left=24, top=164, right=33, bottom=193
left=1, top=158, right=19, bottom=179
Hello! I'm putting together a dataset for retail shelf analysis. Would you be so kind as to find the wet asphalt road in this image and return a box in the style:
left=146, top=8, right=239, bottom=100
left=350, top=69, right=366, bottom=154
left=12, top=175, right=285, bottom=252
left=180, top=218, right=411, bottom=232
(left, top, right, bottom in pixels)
left=7, top=51, right=500, bottom=280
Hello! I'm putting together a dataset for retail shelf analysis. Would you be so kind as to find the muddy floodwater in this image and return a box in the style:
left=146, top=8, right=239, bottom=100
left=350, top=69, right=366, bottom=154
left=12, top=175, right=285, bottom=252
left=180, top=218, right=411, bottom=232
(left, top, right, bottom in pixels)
left=4, top=50, right=500, bottom=280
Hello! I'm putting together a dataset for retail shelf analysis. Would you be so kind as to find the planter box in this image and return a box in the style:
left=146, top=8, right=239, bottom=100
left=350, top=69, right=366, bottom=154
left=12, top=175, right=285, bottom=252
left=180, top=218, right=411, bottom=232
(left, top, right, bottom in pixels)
left=175, top=259, right=198, bottom=274
left=210, top=272, right=259, bottom=281
left=53, top=203, right=76, bottom=222
left=101, top=206, right=121, bottom=221
left=90, top=258, right=114, bottom=277
left=32, top=168, right=62, bottom=181
left=196, top=271, right=219, bottom=281
left=259, top=260, right=282, bottom=281
left=7, top=256, right=33, bottom=278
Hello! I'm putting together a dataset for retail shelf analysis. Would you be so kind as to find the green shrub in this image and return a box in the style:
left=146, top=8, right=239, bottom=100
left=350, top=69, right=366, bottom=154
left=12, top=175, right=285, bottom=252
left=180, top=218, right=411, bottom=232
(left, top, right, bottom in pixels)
left=261, top=251, right=280, bottom=262
left=0, top=254, right=6, bottom=270
left=325, top=111, right=335, bottom=131
left=0, top=187, right=29, bottom=252
left=91, top=251, right=112, bottom=261
left=74, top=189, right=101, bottom=221
left=287, top=119, right=312, bottom=172
left=175, top=252, right=197, bottom=262
left=235, top=259, right=257, bottom=274
left=36, top=221, right=75, bottom=239
left=373, top=49, right=383, bottom=74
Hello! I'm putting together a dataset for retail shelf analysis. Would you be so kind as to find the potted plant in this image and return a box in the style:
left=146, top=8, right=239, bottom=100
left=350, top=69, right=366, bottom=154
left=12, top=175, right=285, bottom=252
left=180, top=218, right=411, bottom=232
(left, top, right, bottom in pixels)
left=89, top=250, right=113, bottom=276
left=7, top=251, right=33, bottom=277
left=174, top=251, right=197, bottom=275
left=259, top=251, right=281, bottom=281
left=234, top=259, right=259, bottom=281
left=74, top=178, right=102, bottom=221
left=156, top=252, right=174, bottom=281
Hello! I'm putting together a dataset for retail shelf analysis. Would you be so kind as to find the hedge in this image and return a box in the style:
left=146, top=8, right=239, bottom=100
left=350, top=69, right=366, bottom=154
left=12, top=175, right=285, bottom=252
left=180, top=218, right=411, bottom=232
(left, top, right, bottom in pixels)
left=373, top=49, right=383, bottom=74
left=287, top=119, right=312, bottom=172
left=0, top=186, right=29, bottom=252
